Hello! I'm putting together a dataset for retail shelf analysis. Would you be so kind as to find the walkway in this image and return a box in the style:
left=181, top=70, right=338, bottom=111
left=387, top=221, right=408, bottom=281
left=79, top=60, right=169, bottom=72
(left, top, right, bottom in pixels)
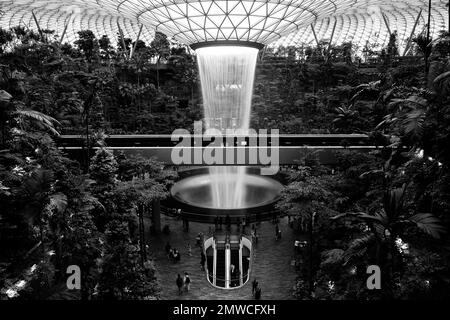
left=149, top=214, right=299, bottom=300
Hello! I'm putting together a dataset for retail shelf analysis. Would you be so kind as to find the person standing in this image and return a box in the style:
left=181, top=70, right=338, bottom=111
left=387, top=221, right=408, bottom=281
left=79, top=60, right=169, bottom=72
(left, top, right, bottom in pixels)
left=294, top=240, right=300, bottom=253
left=225, top=215, right=231, bottom=231
left=196, top=232, right=203, bottom=246
left=255, top=286, right=261, bottom=300
left=173, top=249, right=181, bottom=263
left=187, top=243, right=192, bottom=256
left=252, top=227, right=258, bottom=244
left=252, top=278, right=258, bottom=295
left=184, top=272, right=191, bottom=292
left=176, top=274, right=183, bottom=295
left=165, top=242, right=171, bottom=255
left=242, top=217, right=247, bottom=233
left=275, top=224, right=280, bottom=240
left=200, top=251, right=206, bottom=271
left=218, top=216, right=223, bottom=230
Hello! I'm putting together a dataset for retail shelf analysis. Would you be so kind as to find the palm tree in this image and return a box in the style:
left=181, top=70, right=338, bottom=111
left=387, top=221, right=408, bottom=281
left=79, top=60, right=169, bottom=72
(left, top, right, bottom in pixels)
left=332, top=184, right=445, bottom=292
left=0, top=89, right=60, bottom=146
left=376, top=92, right=429, bottom=151
left=412, top=32, right=433, bottom=77
left=334, top=184, right=445, bottom=239
left=349, top=80, right=381, bottom=104
left=14, top=109, right=61, bottom=135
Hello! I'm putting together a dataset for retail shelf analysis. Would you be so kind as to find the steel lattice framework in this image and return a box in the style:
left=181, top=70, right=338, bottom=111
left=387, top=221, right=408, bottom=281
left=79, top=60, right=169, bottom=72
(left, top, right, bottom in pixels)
left=0, top=0, right=448, bottom=50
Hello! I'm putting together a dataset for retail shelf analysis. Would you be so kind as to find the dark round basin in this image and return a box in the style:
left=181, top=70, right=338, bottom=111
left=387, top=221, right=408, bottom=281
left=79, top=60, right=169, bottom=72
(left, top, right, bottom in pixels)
left=171, top=172, right=283, bottom=210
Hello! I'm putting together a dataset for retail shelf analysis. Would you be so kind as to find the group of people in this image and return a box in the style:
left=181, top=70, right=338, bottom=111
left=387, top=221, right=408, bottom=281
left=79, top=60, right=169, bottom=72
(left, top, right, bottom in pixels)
left=294, top=239, right=307, bottom=253
left=168, top=238, right=205, bottom=296
left=235, top=217, right=248, bottom=233
left=213, top=215, right=231, bottom=231
left=176, top=272, right=191, bottom=295
left=214, top=215, right=259, bottom=235
left=165, top=242, right=181, bottom=263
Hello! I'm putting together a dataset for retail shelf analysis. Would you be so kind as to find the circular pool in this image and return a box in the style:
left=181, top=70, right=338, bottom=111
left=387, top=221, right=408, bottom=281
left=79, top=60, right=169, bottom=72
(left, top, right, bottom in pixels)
left=168, top=168, right=283, bottom=221
left=171, top=173, right=283, bottom=210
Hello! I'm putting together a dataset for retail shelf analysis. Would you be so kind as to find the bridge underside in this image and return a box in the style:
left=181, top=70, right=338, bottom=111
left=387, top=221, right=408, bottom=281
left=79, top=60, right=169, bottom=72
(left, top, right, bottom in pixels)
left=58, top=134, right=376, bottom=166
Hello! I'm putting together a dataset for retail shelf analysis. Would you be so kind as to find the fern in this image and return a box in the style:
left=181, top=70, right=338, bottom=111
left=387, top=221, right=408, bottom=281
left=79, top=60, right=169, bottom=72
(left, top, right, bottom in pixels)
left=407, top=213, right=446, bottom=239
left=15, top=109, right=61, bottom=135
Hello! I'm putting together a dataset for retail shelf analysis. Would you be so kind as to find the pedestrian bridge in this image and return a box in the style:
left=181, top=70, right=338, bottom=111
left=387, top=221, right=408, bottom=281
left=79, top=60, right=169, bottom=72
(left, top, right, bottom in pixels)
left=57, top=133, right=374, bottom=166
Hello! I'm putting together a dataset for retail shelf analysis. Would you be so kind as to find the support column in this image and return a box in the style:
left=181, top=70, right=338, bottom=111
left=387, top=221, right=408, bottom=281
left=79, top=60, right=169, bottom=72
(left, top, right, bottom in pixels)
left=152, top=199, right=161, bottom=234
left=225, top=243, right=231, bottom=289
left=403, top=9, right=422, bottom=56
left=130, top=24, right=143, bottom=59
left=425, top=0, right=432, bottom=74
left=59, top=18, right=70, bottom=45
left=239, top=241, right=243, bottom=286
left=311, top=23, right=320, bottom=48
left=212, top=240, right=217, bottom=286
left=31, top=10, right=45, bottom=42
left=381, top=12, right=392, bottom=37
left=117, top=22, right=128, bottom=59
left=327, top=18, right=337, bottom=55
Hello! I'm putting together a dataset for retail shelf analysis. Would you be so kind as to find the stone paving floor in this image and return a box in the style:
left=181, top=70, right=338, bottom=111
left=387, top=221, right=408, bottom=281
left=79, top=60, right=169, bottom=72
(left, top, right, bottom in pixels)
left=148, top=214, right=300, bottom=300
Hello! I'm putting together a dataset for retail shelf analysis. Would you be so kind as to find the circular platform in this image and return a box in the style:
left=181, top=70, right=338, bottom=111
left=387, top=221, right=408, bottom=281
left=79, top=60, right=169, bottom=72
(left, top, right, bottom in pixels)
left=165, top=167, right=284, bottom=222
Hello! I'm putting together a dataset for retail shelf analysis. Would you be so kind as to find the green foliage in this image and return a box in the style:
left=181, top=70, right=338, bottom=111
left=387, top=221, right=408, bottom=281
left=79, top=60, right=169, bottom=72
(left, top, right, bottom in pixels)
left=89, top=147, right=118, bottom=185
left=98, top=220, right=159, bottom=300
left=2, top=24, right=450, bottom=301
left=74, top=30, right=99, bottom=62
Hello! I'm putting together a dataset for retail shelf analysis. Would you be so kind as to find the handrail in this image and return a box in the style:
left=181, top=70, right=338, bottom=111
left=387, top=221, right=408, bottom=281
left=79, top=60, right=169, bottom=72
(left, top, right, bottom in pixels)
left=206, top=273, right=250, bottom=282
left=161, top=204, right=281, bottom=217
left=244, top=232, right=255, bottom=286
left=206, top=271, right=250, bottom=288
left=160, top=204, right=283, bottom=222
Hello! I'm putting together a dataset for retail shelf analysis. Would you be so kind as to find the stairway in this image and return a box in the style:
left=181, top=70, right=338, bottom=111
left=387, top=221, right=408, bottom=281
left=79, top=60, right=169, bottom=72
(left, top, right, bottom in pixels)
left=151, top=214, right=298, bottom=299
left=206, top=247, right=214, bottom=284
left=230, top=249, right=240, bottom=287
left=216, top=249, right=225, bottom=287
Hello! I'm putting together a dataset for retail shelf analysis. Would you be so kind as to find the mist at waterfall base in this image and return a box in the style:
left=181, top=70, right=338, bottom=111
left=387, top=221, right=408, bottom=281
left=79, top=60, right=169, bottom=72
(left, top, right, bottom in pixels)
left=196, top=45, right=258, bottom=209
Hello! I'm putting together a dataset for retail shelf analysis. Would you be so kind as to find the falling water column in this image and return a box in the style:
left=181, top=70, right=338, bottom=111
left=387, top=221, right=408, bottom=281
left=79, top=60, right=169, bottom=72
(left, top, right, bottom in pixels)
left=195, top=45, right=259, bottom=209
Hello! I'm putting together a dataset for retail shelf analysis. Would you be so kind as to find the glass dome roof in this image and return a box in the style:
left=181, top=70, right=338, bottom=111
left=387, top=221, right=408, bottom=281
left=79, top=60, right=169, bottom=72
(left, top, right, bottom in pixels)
left=0, top=0, right=448, bottom=49
left=272, top=0, right=450, bottom=51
